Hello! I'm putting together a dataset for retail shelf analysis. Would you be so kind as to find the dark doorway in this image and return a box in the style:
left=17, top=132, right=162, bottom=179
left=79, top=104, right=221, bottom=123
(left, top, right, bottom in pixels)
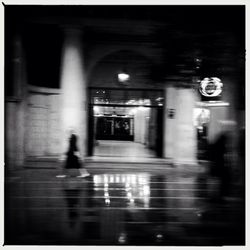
left=96, top=116, right=134, bottom=141
left=156, top=107, right=163, bottom=157
left=88, top=88, right=164, bottom=158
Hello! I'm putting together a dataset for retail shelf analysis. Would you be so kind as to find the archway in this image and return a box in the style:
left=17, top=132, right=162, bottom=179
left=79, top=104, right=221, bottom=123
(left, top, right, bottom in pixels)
left=87, top=50, right=164, bottom=159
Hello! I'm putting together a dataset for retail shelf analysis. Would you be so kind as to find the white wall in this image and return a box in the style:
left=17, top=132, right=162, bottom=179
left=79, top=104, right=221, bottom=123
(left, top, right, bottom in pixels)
left=164, top=86, right=197, bottom=164
left=134, top=107, right=150, bottom=144
left=5, top=100, right=25, bottom=168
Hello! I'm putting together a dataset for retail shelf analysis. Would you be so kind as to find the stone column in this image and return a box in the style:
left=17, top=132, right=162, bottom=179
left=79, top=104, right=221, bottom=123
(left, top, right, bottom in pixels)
left=163, top=86, right=177, bottom=160
left=59, top=28, right=87, bottom=159
left=174, top=88, right=197, bottom=164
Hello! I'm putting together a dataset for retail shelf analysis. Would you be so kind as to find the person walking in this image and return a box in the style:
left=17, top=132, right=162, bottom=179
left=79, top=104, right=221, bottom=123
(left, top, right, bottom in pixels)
left=209, top=132, right=231, bottom=200
left=57, top=133, right=89, bottom=178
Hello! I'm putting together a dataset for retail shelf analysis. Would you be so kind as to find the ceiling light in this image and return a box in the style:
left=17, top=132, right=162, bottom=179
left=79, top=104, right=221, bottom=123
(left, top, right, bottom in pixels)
left=118, top=73, right=130, bottom=82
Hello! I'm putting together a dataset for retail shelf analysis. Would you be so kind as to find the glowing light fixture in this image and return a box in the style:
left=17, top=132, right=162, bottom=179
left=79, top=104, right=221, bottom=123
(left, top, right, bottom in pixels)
left=131, top=175, right=137, bottom=184
left=129, top=108, right=137, bottom=115
left=138, top=99, right=144, bottom=105
left=93, top=175, right=100, bottom=186
left=110, top=175, right=114, bottom=183
left=105, top=198, right=110, bottom=205
left=118, top=72, right=130, bottom=82
left=118, top=233, right=127, bottom=244
left=127, top=192, right=132, bottom=198
left=143, top=185, right=150, bottom=196
left=104, top=175, right=108, bottom=183
left=138, top=106, right=147, bottom=111
left=116, top=176, right=120, bottom=183
left=93, top=106, right=100, bottom=113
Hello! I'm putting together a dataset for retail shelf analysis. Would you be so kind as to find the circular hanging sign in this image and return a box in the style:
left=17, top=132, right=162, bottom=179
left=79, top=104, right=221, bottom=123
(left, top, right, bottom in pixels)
left=199, top=77, right=223, bottom=97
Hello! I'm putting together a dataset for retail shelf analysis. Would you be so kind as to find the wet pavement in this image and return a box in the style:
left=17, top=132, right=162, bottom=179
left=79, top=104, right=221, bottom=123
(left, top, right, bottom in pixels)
left=5, top=164, right=245, bottom=246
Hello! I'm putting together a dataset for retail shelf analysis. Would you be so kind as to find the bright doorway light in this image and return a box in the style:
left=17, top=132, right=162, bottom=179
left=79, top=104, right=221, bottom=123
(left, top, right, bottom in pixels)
left=93, top=106, right=100, bottom=113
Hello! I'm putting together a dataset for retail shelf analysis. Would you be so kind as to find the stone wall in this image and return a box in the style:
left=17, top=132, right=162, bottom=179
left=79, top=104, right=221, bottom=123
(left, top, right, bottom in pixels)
left=25, top=87, right=61, bottom=157
left=5, top=99, right=25, bottom=168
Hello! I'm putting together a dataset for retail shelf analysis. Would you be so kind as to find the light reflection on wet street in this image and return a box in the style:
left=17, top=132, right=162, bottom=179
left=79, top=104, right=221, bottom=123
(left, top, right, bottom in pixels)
left=5, top=168, right=244, bottom=246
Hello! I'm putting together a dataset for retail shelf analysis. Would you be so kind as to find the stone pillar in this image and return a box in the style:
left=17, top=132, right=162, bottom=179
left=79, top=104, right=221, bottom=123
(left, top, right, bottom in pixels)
left=59, top=28, right=87, bottom=158
left=174, top=88, right=197, bottom=164
left=163, top=86, right=177, bottom=159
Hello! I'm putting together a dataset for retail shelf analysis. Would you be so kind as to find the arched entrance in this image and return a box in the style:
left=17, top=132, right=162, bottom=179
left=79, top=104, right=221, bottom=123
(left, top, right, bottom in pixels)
left=87, top=50, right=164, bottom=159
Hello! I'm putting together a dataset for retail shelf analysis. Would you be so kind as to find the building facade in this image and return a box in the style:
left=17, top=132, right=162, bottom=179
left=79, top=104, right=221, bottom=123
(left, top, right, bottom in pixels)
left=5, top=6, right=245, bottom=169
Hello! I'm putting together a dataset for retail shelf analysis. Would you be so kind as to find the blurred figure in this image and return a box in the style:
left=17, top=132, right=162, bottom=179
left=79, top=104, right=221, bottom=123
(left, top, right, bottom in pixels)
left=238, top=127, right=245, bottom=199
left=65, top=133, right=80, bottom=169
left=209, top=132, right=231, bottom=200
left=57, top=133, right=89, bottom=178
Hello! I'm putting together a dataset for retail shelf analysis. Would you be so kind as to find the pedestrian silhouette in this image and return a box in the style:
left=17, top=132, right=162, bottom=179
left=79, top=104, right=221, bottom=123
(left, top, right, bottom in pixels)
left=57, top=133, right=90, bottom=178
left=209, top=132, right=231, bottom=200
left=65, top=133, right=81, bottom=169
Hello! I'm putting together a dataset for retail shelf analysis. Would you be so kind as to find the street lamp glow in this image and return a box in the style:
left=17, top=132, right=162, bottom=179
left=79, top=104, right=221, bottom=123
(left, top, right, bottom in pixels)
left=118, top=73, right=130, bottom=82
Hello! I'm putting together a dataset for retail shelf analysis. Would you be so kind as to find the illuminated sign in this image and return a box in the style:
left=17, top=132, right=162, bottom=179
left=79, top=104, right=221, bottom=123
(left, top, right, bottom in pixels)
left=199, top=77, right=223, bottom=97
